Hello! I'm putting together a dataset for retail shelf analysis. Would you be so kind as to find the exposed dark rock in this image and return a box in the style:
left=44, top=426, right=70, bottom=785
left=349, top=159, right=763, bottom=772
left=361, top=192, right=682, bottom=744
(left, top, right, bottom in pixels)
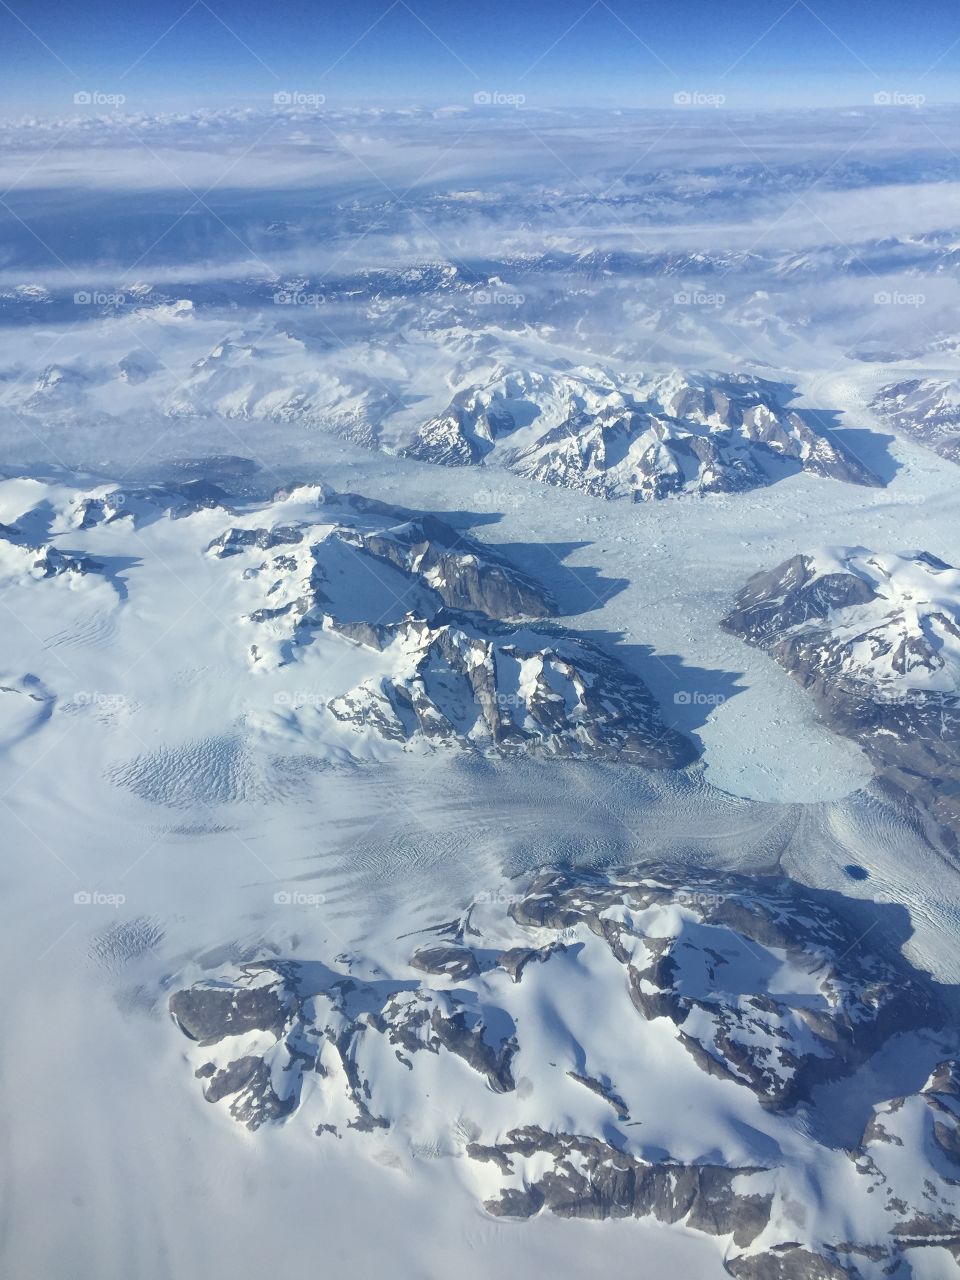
left=722, top=548, right=960, bottom=852
left=327, top=618, right=697, bottom=767
left=475, top=1125, right=771, bottom=1243
left=169, top=966, right=291, bottom=1045
left=498, top=941, right=566, bottom=983
left=347, top=515, right=553, bottom=619
left=169, top=866, right=953, bottom=1269
left=409, top=945, right=480, bottom=980
left=511, top=864, right=943, bottom=1109
left=872, top=378, right=960, bottom=466
left=206, top=526, right=304, bottom=557
left=725, top=1248, right=854, bottom=1280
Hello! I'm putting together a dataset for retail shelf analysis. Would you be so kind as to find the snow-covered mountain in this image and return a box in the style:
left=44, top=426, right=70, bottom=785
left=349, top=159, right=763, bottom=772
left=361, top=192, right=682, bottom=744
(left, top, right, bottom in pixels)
left=0, top=297, right=885, bottom=507
left=1, top=323, right=396, bottom=442
left=203, top=485, right=693, bottom=765
left=872, top=378, right=960, bottom=465
left=170, top=862, right=954, bottom=1278
left=0, top=477, right=694, bottom=769
left=402, top=367, right=880, bottom=499
left=722, top=548, right=960, bottom=850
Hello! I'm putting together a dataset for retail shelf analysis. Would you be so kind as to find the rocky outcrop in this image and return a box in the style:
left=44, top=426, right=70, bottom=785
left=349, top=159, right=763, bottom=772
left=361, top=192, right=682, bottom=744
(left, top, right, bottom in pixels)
left=470, top=1126, right=771, bottom=1243
left=0, top=523, right=104, bottom=579
left=343, top=515, right=553, bottom=618
left=852, top=1059, right=960, bottom=1255
left=725, top=1250, right=855, bottom=1280
left=872, top=377, right=960, bottom=465
left=722, top=547, right=960, bottom=851
left=409, top=944, right=480, bottom=980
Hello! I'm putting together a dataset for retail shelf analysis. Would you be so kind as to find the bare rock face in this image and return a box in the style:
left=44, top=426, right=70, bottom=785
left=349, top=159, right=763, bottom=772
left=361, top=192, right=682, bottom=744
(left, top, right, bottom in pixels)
left=374, top=988, right=518, bottom=1093
left=31, top=545, right=103, bottom=577
left=402, top=367, right=880, bottom=499
left=66, top=481, right=234, bottom=530
left=170, top=963, right=317, bottom=1130
left=206, top=525, right=304, bottom=557
left=209, top=507, right=553, bottom=621
left=402, top=368, right=558, bottom=466
left=32, top=477, right=687, bottom=773
left=409, top=944, right=480, bottom=980
left=469, top=1126, right=771, bottom=1244
left=170, top=964, right=293, bottom=1044
left=724, top=1250, right=855, bottom=1280
left=169, top=864, right=953, bottom=1274
left=169, top=957, right=518, bottom=1131
left=722, top=547, right=960, bottom=851
left=343, top=514, right=553, bottom=619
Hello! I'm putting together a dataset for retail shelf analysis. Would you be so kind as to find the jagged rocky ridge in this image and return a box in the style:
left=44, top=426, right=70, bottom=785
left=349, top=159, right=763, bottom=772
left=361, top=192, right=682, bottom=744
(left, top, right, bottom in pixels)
left=872, top=377, right=960, bottom=465
left=170, top=864, right=956, bottom=1277
left=721, top=547, right=960, bottom=852
left=207, top=500, right=553, bottom=621
left=402, top=367, right=880, bottom=499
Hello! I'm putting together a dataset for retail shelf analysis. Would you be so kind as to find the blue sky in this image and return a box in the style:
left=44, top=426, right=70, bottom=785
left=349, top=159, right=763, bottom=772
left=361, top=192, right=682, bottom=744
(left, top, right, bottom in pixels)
left=1, top=0, right=958, bottom=112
